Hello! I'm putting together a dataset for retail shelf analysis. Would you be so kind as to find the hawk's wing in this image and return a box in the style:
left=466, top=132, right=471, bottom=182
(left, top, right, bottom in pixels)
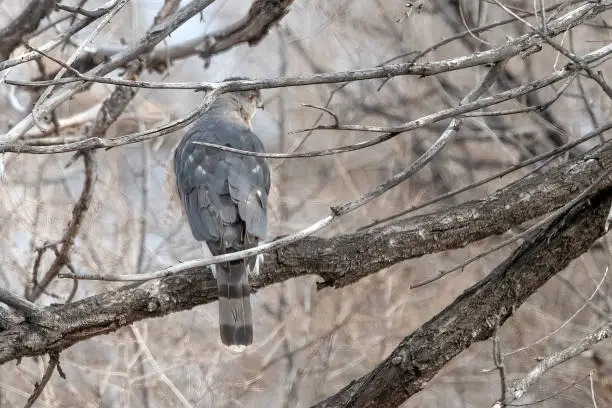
left=173, top=116, right=270, bottom=254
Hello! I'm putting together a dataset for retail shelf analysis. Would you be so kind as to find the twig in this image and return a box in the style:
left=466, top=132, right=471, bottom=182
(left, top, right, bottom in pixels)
left=493, top=330, right=507, bottom=408
left=55, top=3, right=109, bottom=18
left=59, top=214, right=335, bottom=281
left=24, top=353, right=60, bottom=408
left=502, top=373, right=591, bottom=406
left=411, top=165, right=612, bottom=288
left=301, top=104, right=340, bottom=127
left=605, top=203, right=612, bottom=232
left=131, top=328, right=194, bottom=408
left=505, top=267, right=609, bottom=356
left=136, top=142, right=149, bottom=274
left=496, top=322, right=612, bottom=405
left=361, top=122, right=612, bottom=231
left=589, top=370, right=599, bottom=408
left=28, top=152, right=96, bottom=300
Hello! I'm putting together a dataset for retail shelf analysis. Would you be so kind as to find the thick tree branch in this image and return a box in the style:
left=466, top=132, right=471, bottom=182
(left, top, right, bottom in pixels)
left=312, top=178, right=612, bottom=408
left=147, top=0, right=295, bottom=72
left=0, top=0, right=56, bottom=61
left=1, top=138, right=611, bottom=365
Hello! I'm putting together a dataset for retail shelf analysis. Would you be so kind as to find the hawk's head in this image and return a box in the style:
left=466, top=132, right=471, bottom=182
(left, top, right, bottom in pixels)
left=221, top=77, right=264, bottom=123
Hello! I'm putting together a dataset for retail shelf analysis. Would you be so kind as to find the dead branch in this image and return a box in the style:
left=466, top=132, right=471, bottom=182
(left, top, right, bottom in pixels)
left=1, top=138, right=611, bottom=366
left=0, top=0, right=56, bottom=60
left=312, top=170, right=612, bottom=408
left=26, top=152, right=96, bottom=301
left=492, top=322, right=612, bottom=406
left=147, top=0, right=295, bottom=72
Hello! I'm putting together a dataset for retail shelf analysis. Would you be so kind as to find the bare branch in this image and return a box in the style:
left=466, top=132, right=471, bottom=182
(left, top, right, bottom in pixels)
left=2, top=0, right=610, bottom=144
left=5, top=42, right=612, bottom=155
left=0, top=0, right=125, bottom=72
left=0, top=288, right=47, bottom=318
left=0, top=0, right=217, bottom=143
left=313, top=176, right=612, bottom=408
left=24, top=353, right=60, bottom=408
left=494, top=322, right=612, bottom=406
left=493, top=330, right=507, bottom=407
left=27, top=152, right=96, bottom=300
left=0, top=0, right=56, bottom=60
left=147, top=0, right=295, bottom=72
left=0, top=138, right=609, bottom=366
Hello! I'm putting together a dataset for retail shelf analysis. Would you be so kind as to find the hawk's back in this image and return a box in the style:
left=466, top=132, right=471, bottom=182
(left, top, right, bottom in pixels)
left=173, top=114, right=270, bottom=255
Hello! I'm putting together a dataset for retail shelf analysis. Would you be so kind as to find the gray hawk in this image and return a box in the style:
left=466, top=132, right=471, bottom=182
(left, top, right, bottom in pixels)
left=172, top=80, right=270, bottom=349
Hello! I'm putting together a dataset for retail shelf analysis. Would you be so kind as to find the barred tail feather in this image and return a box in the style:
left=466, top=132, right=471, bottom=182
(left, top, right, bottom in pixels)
left=217, top=262, right=253, bottom=349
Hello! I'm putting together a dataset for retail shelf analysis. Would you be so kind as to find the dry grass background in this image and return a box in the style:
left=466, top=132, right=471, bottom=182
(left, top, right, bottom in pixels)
left=1, top=0, right=612, bottom=407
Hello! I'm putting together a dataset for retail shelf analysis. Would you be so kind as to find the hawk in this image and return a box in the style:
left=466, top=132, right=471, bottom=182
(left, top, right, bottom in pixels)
left=172, top=81, right=270, bottom=349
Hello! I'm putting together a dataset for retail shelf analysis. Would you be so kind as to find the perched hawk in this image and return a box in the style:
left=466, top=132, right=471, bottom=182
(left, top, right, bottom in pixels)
left=172, top=81, right=270, bottom=349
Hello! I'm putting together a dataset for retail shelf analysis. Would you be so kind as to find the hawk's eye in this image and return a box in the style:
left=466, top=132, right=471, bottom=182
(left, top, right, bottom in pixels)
left=248, top=94, right=255, bottom=101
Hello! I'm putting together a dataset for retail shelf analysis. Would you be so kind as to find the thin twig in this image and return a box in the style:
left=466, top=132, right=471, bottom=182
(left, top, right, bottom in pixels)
left=589, top=370, right=599, bottom=408
left=24, top=353, right=60, bottom=408
left=505, top=267, right=609, bottom=356
left=493, top=330, right=507, bottom=407
left=411, top=166, right=612, bottom=288
left=59, top=215, right=335, bottom=281
left=58, top=62, right=504, bottom=282
left=496, top=322, right=612, bottom=405
left=28, top=152, right=96, bottom=300
left=301, top=104, right=340, bottom=127
left=361, top=122, right=612, bottom=231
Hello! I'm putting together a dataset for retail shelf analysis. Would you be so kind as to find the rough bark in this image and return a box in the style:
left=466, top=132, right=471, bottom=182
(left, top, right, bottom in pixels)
left=1, top=142, right=611, bottom=366
left=313, top=183, right=612, bottom=408
left=0, top=0, right=56, bottom=61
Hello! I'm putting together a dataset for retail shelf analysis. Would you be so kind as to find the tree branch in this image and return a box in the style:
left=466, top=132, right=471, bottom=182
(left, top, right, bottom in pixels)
left=27, top=151, right=96, bottom=301
left=4, top=42, right=612, bottom=155
left=493, top=322, right=612, bottom=407
left=1, top=137, right=611, bottom=366
left=2, top=0, right=610, bottom=144
left=0, top=0, right=56, bottom=60
left=312, top=170, right=612, bottom=408
left=147, top=0, right=295, bottom=72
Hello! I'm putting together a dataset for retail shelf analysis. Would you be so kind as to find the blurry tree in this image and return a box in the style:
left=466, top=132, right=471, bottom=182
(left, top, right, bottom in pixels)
left=1, top=0, right=612, bottom=407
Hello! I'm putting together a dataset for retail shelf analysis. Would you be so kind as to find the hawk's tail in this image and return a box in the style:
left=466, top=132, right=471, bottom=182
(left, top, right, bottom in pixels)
left=217, top=261, right=253, bottom=348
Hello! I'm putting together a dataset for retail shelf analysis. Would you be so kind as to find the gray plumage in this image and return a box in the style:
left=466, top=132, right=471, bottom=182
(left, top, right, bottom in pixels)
left=173, top=85, right=269, bottom=348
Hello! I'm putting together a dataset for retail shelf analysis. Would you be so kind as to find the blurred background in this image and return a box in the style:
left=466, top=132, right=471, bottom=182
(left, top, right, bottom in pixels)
left=1, top=0, right=612, bottom=406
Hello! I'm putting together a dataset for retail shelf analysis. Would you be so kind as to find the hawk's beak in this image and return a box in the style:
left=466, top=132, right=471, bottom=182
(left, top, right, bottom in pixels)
left=256, top=99, right=264, bottom=110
